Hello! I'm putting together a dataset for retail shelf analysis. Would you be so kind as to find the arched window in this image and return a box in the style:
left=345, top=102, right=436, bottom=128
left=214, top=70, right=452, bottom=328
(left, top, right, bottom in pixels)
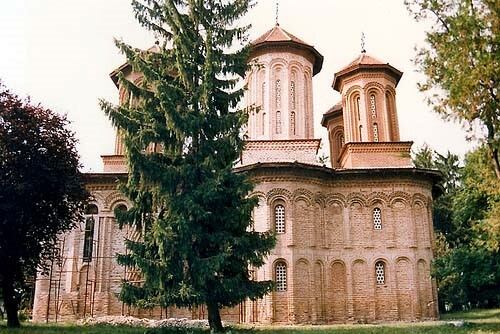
left=276, top=111, right=282, bottom=134
left=373, top=207, right=382, bottom=230
left=290, top=111, right=296, bottom=135
left=375, top=261, right=385, bottom=285
left=83, top=205, right=98, bottom=262
left=373, top=123, right=379, bottom=142
left=262, top=112, right=266, bottom=135
left=261, top=82, right=266, bottom=106
left=370, top=94, right=377, bottom=118
left=275, top=79, right=281, bottom=108
left=290, top=81, right=296, bottom=110
left=355, top=96, right=361, bottom=120
left=274, top=204, right=285, bottom=234
left=359, top=125, right=363, bottom=141
left=275, top=262, right=287, bottom=291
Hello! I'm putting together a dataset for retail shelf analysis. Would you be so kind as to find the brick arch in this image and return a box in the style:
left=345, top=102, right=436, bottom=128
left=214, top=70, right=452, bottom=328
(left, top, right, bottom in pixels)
left=412, top=197, right=430, bottom=248
left=412, top=193, right=428, bottom=207
left=347, top=192, right=367, bottom=207
left=395, top=257, right=413, bottom=320
left=389, top=191, right=411, bottom=206
left=294, top=258, right=311, bottom=323
left=314, top=192, right=326, bottom=207
left=344, top=84, right=363, bottom=99
left=313, top=260, right=326, bottom=322
left=367, top=192, right=389, bottom=207
left=363, top=82, right=385, bottom=94
left=288, top=60, right=305, bottom=72
left=104, top=191, right=128, bottom=211
left=328, top=260, right=347, bottom=322
left=351, top=259, right=369, bottom=321
left=88, top=192, right=106, bottom=212
left=417, top=259, right=433, bottom=319
left=326, top=193, right=347, bottom=207
left=266, top=188, right=292, bottom=205
left=272, top=258, right=289, bottom=323
left=269, top=58, right=287, bottom=69
left=292, top=188, right=314, bottom=205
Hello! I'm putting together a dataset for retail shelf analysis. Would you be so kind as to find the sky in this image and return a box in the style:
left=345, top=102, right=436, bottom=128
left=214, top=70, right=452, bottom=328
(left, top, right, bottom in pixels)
left=0, top=0, right=475, bottom=172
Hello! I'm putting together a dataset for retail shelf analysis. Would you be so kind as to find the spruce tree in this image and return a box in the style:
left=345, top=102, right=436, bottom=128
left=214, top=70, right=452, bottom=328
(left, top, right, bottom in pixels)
left=100, top=1, right=275, bottom=331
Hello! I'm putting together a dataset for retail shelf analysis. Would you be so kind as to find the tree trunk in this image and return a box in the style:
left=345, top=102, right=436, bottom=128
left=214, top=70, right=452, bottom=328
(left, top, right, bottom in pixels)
left=2, top=273, right=21, bottom=328
left=487, top=142, right=500, bottom=179
left=207, top=301, right=224, bottom=332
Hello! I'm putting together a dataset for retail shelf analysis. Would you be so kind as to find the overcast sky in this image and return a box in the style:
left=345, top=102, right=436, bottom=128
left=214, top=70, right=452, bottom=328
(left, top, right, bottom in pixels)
left=0, top=0, right=475, bottom=172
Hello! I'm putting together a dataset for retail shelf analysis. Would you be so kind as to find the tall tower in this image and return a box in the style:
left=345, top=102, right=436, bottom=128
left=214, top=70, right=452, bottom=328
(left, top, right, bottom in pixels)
left=240, top=25, right=324, bottom=165
left=322, top=53, right=413, bottom=169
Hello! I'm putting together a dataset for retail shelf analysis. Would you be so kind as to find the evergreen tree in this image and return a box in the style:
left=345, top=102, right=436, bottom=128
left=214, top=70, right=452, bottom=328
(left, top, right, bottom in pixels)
left=100, top=1, right=275, bottom=331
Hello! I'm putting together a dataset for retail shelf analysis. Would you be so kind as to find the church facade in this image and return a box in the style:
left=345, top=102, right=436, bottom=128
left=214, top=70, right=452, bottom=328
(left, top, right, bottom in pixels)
left=32, top=24, right=440, bottom=324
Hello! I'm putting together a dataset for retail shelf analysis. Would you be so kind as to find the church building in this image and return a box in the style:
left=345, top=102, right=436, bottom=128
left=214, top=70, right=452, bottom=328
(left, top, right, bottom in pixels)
left=33, top=23, right=440, bottom=324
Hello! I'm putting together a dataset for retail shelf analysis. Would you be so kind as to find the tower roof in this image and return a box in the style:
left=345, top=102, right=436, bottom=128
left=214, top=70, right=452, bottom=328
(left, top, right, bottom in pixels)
left=250, top=25, right=324, bottom=75
left=332, top=53, right=403, bottom=91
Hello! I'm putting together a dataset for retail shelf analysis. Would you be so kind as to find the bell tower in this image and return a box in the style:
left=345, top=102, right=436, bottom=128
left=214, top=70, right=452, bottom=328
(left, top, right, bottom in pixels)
left=322, top=53, right=413, bottom=169
left=240, top=25, right=324, bottom=165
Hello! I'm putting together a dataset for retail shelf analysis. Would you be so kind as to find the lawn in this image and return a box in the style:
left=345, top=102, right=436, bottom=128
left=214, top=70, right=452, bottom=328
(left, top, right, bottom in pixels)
left=1, top=309, right=499, bottom=333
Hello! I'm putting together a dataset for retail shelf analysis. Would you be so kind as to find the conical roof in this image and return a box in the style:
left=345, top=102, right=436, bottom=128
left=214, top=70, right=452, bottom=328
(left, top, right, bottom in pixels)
left=332, top=53, right=403, bottom=91
left=250, top=24, right=323, bottom=75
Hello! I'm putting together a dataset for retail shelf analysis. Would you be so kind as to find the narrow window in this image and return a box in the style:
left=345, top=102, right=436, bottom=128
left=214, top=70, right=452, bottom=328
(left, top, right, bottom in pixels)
left=262, top=82, right=266, bottom=105
left=290, top=81, right=296, bottom=110
left=373, top=123, right=379, bottom=142
left=373, top=207, right=382, bottom=230
left=275, top=79, right=281, bottom=109
left=276, top=111, right=282, bottom=134
left=275, top=262, right=287, bottom=291
left=355, top=96, right=361, bottom=120
left=359, top=125, right=363, bottom=141
left=370, top=94, right=377, bottom=118
left=275, top=204, right=285, bottom=234
left=375, top=261, right=385, bottom=285
left=83, top=205, right=98, bottom=262
left=262, top=112, right=266, bottom=135
left=290, top=111, right=296, bottom=135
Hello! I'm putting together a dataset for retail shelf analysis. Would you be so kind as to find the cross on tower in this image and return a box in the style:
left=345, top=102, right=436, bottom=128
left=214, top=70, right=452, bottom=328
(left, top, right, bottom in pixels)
left=275, top=0, right=279, bottom=26
left=361, top=32, right=366, bottom=53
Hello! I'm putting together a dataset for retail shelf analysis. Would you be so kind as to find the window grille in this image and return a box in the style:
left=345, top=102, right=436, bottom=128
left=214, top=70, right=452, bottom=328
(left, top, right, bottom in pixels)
left=290, top=81, right=296, bottom=110
left=290, top=111, right=296, bottom=135
left=276, top=79, right=281, bottom=108
left=275, top=262, right=287, bottom=291
left=373, top=207, right=382, bottom=230
left=83, top=216, right=95, bottom=262
left=370, top=94, right=377, bottom=118
left=276, top=111, right=282, bottom=134
left=375, top=261, right=385, bottom=285
left=275, top=204, right=285, bottom=234
left=373, top=123, right=379, bottom=142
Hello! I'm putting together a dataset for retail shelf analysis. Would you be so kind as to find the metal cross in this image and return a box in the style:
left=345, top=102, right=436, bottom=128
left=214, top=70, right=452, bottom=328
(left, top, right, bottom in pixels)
left=361, top=32, right=366, bottom=53
left=275, top=0, right=279, bottom=26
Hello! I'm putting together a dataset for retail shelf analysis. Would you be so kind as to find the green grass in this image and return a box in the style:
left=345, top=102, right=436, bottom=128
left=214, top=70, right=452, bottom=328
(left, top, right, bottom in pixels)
left=1, top=308, right=499, bottom=333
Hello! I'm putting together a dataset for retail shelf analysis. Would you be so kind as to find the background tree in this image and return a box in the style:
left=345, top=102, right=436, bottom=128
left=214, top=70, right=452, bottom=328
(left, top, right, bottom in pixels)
left=0, top=82, right=88, bottom=327
left=414, top=145, right=500, bottom=311
left=100, top=0, right=275, bottom=331
left=406, top=0, right=500, bottom=178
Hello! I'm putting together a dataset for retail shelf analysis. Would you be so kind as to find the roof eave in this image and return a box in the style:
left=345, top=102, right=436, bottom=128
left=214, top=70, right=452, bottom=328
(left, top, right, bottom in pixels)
left=332, top=64, right=403, bottom=92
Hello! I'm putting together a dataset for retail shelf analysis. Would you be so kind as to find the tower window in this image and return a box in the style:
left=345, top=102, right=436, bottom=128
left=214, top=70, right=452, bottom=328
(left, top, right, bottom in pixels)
left=83, top=205, right=98, bottom=262
left=373, top=123, right=379, bottom=142
left=290, top=111, right=296, bottom=135
left=262, top=112, right=266, bottom=135
left=375, top=261, right=385, bottom=285
left=275, top=262, right=287, bottom=291
left=275, top=204, right=285, bottom=234
left=359, top=125, right=363, bottom=141
left=276, top=111, right=282, bottom=134
left=373, top=207, right=382, bottom=230
left=275, top=79, right=281, bottom=109
left=370, top=94, right=377, bottom=118
left=290, top=81, right=296, bottom=110
left=356, top=96, right=361, bottom=120
left=262, top=82, right=266, bottom=105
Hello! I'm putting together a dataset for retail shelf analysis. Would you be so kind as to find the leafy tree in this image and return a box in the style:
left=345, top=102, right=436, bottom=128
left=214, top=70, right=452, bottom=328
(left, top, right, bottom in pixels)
left=0, top=82, right=88, bottom=327
left=415, top=145, right=500, bottom=311
left=413, top=145, right=461, bottom=239
left=406, top=0, right=500, bottom=179
left=100, top=0, right=275, bottom=331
